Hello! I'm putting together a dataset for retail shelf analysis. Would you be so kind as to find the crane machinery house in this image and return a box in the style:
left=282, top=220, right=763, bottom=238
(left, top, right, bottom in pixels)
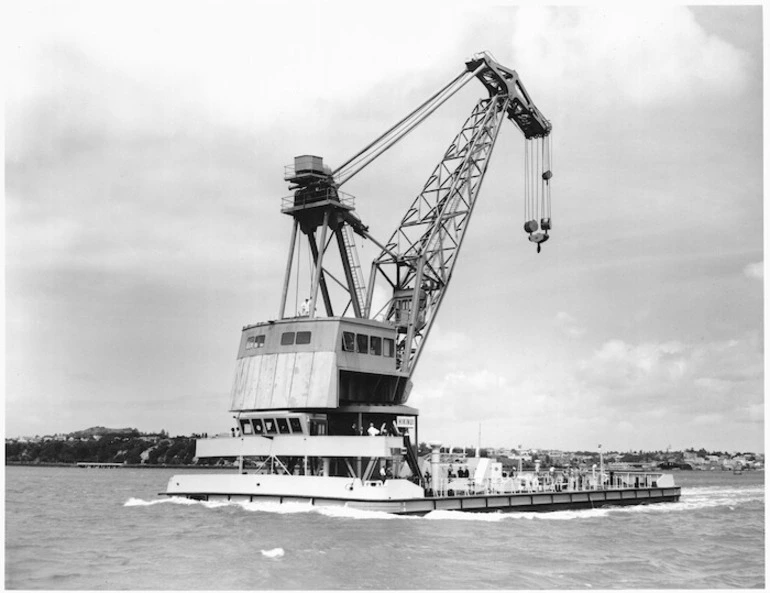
left=165, top=52, right=680, bottom=514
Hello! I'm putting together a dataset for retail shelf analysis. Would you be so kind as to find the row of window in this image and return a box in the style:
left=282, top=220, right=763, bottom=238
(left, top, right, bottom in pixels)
left=245, top=331, right=312, bottom=350
left=240, top=417, right=303, bottom=436
left=245, top=331, right=395, bottom=357
left=245, top=335, right=266, bottom=349
left=342, top=332, right=395, bottom=357
left=281, top=331, right=312, bottom=346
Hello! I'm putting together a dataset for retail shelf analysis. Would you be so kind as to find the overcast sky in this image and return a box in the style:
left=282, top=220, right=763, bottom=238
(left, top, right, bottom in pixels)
left=6, top=3, right=764, bottom=453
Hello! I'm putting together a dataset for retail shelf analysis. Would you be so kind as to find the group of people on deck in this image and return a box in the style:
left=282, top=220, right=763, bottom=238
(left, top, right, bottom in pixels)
left=352, top=421, right=402, bottom=437
left=447, top=465, right=471, bottom=479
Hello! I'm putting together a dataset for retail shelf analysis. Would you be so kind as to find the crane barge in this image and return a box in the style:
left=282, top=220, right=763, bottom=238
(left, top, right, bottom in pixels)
left=164, top=52, right=680, bottom=514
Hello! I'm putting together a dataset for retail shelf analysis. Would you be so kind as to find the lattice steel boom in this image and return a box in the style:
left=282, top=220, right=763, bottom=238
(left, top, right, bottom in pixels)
left=280, top=52, right=552, bottom=385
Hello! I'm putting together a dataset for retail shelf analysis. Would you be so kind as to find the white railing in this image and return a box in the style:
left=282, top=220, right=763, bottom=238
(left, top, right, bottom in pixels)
left=280, top=189, right=356, bottom=210
left=430, top=471, right=665, bottom=497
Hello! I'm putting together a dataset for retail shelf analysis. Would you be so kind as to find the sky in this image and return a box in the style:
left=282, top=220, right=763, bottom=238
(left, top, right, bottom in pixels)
left=5, top=2, right=764, bottom=453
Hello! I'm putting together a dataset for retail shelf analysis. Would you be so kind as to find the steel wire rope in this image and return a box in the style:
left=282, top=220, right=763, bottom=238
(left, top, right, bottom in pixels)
left=537, top=138, right=540, bottom=223
left=531, top=139, right=536, bottom=224
left=528, top=139, right=535, bottom=225
left=548, top=132, right=553, bottom=220
left=527, top=140, right=535, bottom=224
left=536, top=140, right=540, bottom=221
left=335, top=66, right=485, bottom=187
left=523, top=136, right=528, bottom=223
left=333, top=70, right=468, bottom=179
left=539, top=136, right=544, bottom=224
left=534, top=138, right=543, bottom=223
left=336, top=77, right=469, bottom=186
left=544, top=134, right=549, bottom=221
left=524, top=139, right=529, bottom=224
left=334, top=73, right=473, bottom=184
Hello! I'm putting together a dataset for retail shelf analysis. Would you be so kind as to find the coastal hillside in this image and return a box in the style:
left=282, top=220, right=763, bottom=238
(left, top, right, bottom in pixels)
left=4, top=428, right=218, bottom=466
left=6, top=427, right=763, bottom=471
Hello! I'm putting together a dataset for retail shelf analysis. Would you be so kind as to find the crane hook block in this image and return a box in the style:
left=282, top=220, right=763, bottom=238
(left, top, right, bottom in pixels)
left=542, top=170, right=553, bottom=181
left=540, top=218, right=551, bottom=231
left=529, top=231, right=549, bottom=254
left=524, top=220, right=539, bottom=234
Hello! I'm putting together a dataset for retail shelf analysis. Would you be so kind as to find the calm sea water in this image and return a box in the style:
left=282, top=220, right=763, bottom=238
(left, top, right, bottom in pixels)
left=5, top=466, right=764, bottom=590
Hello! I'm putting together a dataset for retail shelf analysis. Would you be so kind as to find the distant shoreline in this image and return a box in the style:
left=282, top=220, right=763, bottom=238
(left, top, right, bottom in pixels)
left=5, top=462, right=230, bottom=470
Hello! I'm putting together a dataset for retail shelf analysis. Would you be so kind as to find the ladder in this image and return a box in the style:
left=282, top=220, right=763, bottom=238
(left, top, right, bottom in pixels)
left=341, top=224, right=368, bottom=315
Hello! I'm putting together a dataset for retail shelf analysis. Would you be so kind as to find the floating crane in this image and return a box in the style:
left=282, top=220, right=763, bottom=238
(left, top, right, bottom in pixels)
left=166, top=52, right=681, bottom=514
left=201, top=52, right=554, bottom=479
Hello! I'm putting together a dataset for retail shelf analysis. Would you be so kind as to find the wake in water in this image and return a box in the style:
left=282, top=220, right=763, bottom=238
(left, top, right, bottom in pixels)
left=124, top=483, right=763, bottom=522
left=124, top=496, right=405, bottom=519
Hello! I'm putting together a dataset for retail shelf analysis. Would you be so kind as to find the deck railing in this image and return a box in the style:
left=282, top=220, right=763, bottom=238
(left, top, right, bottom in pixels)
left=280, top=189, right=355, bottom=211
left=431, top=471, right=664, bottom=497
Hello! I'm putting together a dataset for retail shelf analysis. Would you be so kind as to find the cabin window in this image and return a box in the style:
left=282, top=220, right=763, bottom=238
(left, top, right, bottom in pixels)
left=289, top=417, right=303, bottom=433
left=252, top=419, right=264, bottom=435
left=255, top=335, right=265, bottom=348
left=246, top=336, right=255, bottom=350
left=370, top=336, right=382, bottom=356
left=264, top=419, right=277, bottom=434
left=356, top=334, right=369, bottom=354
left=281, top=332, right=295, bottom=346
left=276, top=418, right=290, bottom=434
left=384, top=338, right=395, bottom=358
left=296, top=331, right=311, bottom=345
left=342, top=332, right=355, bottom=352
left=240, top=420, right=253, bottom=435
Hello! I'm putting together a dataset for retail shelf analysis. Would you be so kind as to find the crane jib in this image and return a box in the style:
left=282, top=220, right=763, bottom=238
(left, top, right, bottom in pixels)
left=277, top=52, right=553, bottom=390
left=465, top=54, right=551, bottom=139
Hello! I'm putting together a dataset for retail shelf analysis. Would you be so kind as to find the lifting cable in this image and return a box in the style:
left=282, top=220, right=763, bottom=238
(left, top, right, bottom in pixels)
left=523, top=133, right=553, bottom=253
left=334, top=66, right=485, bottom=187
left=334, top=70, right=468, bottom=179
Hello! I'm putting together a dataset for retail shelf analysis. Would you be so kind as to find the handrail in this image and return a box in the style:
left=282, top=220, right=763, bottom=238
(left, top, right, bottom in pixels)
left=281, top=189, right=356, bottom=210
left=431, top=471, right=665, bottom=498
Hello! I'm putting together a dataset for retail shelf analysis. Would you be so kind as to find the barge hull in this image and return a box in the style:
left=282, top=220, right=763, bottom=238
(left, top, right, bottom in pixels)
left=164, top=487, right=681, bottom=516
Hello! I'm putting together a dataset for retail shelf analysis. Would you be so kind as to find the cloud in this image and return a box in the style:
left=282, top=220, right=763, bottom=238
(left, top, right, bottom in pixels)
left=579, top=339, right=687, bottom=391
left=553, top=311, right=585, bottom=339
left=511, top=6, right=751, bottom=108
left=576, top=333, right=763, bottom=419
left=427, top=326, right=469, bottom=355
left=743, top=261, right=763, bottom=280
left=6, top=43, right=288, bottom=286
left=6, top=1, right=481, bottom=130
left=415, top=331, right=762, bottom=450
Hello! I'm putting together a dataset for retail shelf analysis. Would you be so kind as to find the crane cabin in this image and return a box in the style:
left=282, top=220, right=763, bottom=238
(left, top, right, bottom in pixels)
left=229, top=316, right=413, bottom=425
